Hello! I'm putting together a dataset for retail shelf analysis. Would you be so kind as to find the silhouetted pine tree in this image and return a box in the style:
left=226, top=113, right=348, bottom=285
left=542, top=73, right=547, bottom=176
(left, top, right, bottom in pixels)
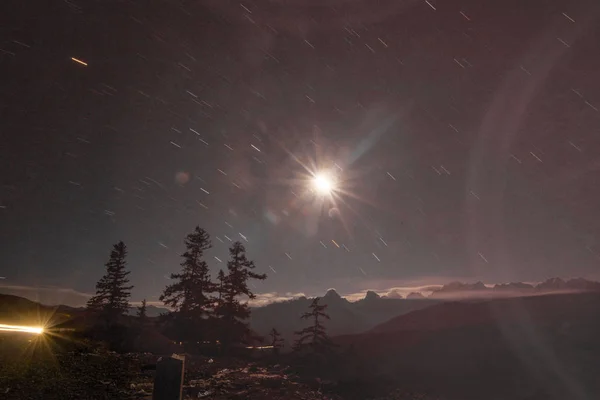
left=137, top=299, right=147, bottom=321
left=208, top=269, right=227, bottom=343
left=215, top=241, right=266, bottom=347
left=86, top=292, right=104, bottom=312
left=293, top=297, right=333, bottom=352
left=216, top=269, right=226, bottom=304
left=86, top=241, right=133, bottom=324
left=160, top=227, right=216, bottom=341
left=269, top=327, right=285, bottom=355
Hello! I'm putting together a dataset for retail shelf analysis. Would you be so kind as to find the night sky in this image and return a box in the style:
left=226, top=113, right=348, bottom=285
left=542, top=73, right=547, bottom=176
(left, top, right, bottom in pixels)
left=2, top=0, right=600, bottom=306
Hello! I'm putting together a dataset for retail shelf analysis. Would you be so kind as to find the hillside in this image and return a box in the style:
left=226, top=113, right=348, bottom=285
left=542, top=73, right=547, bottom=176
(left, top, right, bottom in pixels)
left=371, top=292, right=600, bottom=333
left=250, top=289, right=439, bottom=344
left=0, top=293, right=80, bottom=327
left=0, top=293, right=169, bottom=323
left=336, top=292, right=600, bottom=400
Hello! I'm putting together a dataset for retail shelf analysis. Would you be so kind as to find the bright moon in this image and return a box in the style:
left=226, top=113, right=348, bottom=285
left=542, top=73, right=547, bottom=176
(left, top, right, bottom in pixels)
left=313, top=173, right=334, bottom=195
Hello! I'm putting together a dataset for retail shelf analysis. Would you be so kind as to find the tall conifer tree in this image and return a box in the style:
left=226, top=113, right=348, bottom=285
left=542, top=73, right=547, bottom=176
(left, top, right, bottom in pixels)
left=215, top=241, right=266, bottom=346
left=87, top=241, right=133, bottom=324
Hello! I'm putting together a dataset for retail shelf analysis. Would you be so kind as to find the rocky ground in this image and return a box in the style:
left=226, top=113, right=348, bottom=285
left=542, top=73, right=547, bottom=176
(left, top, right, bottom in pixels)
left=131, top=355, right=342, bottom=400
left=0, top=334, right=438, bottom=399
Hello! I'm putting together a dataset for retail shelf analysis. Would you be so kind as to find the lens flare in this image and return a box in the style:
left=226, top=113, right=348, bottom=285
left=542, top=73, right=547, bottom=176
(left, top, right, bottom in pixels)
left=0, top=323, right=44, bottom=334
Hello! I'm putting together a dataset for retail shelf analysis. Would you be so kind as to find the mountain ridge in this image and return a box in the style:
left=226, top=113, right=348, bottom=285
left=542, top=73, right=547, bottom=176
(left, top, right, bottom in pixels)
left=429, top=277, right=600, bottom=299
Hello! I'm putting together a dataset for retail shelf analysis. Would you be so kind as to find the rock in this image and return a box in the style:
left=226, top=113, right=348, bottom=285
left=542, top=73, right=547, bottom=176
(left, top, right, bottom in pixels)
left=153, top=354, right=185, bottom=400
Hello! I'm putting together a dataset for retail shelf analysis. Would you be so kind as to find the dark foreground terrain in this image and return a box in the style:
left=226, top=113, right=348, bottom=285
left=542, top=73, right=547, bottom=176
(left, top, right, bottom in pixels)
left=0, top=333, right=437, bottom=400
left=0, top=335, right=323, bottom=399
left=2, top=293, right=599, bottom=399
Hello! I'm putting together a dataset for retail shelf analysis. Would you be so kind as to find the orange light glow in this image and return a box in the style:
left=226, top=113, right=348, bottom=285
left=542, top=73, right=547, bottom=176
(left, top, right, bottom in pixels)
left=0, top=323, right=44, bottom=334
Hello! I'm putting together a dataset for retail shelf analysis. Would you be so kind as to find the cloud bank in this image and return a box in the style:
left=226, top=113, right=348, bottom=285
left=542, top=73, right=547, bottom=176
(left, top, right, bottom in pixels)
left=5, top=280, right=558, bottom=309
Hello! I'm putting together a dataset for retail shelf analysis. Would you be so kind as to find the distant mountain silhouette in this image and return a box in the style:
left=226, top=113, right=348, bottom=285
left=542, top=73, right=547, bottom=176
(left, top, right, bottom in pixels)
left=535, top=277, right=600, bottom=292
left=429, top=281, right=488, bottom=298
left=249, top=289, right=439, bottom=345
left=364, top=290, right=381, bottom=301
left=0, top=293, right=80, bottom=326
left=250, top=277, right=600, bottom=344
left=383, top=289, right=404, bottom=299
left=323, top=288, right=345, bottom=302
left=429, top=277, right=600, bottom=299
left=336, top=292, right=600, bottom=400
left=494, top=282, right=535, bottom=291
left=126, top=304, right=170, bottom=318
